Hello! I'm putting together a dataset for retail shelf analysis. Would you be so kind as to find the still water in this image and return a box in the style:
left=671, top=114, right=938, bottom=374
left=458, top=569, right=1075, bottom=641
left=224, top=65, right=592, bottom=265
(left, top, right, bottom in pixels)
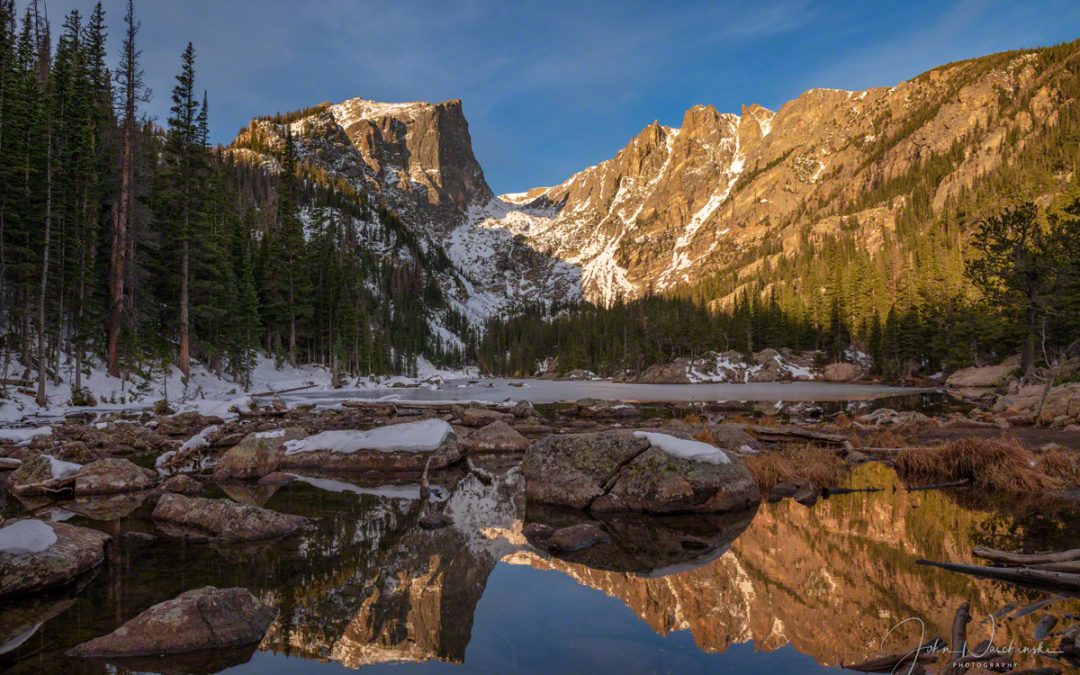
left=3, top=461, right=1076, bottom=674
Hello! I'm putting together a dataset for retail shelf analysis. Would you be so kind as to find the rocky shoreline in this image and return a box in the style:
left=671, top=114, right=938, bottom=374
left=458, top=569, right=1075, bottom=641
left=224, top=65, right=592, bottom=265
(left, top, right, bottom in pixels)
left=1, top=378, right=1078, bottom=667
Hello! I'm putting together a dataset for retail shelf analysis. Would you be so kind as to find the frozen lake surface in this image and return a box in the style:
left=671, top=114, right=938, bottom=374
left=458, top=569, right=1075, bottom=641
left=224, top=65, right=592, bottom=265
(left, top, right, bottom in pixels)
left=280, top=378, right=936, bottom=406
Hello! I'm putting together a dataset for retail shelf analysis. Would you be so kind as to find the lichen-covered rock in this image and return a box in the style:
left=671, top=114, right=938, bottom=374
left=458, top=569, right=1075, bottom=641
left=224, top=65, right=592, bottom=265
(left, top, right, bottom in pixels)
left=152, top=493, right=308, bottom=541
left=72, top=458, right=158, bottom=495
left=213, top=428, right=305, bottom=480
left=0, top=520, right=110, bottom=597
left=463, top=420, right=529, bottom=453
left=522, top=430, right=760, bottom=514
left=68, top=587, right=276, bottom=657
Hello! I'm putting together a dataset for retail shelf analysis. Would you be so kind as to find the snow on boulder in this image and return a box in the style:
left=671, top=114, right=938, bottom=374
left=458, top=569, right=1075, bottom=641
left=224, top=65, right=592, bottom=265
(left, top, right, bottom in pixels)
left=277, top=419, right=461, bottom=474
left=632, top=431, right=731, bottom=465
left=0, top=521, right=110, bottom=597
left=0, top=519, right=57, bottom=554
left=523, top=429, right=759, bottom=514
left=284, top=419, right=453, bottom=455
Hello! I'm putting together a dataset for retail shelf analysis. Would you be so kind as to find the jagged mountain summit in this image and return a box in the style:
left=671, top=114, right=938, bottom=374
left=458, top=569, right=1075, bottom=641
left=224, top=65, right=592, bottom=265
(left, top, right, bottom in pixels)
left=229, top=97, right=581, bottom=323
left=231, top=42, right=1076, bottom=310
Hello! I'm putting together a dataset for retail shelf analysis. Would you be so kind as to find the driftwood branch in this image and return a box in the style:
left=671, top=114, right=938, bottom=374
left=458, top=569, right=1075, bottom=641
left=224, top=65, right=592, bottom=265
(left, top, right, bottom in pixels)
left=916, top=559, right=1080, bottom=592
left=248, top=383, right=318, bottom=397
left=973, top=546, right=1080, bottom=566
left=748, top=425, right=848, bottom=446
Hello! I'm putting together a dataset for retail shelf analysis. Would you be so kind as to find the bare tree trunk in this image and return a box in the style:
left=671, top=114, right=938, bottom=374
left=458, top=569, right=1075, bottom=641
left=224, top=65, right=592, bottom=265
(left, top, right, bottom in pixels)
left=178, top=217, right=190, bottom=383
left=106, top=203, right=123, bottom=375
left=36, top=139, right=52, bottom=406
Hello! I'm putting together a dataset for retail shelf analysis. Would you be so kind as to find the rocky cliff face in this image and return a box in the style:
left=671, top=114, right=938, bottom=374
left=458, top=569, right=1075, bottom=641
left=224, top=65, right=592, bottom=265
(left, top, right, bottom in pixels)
left=489, top=48, right=1072, bottom=303
left=231, top=42, right=1078, bottom=312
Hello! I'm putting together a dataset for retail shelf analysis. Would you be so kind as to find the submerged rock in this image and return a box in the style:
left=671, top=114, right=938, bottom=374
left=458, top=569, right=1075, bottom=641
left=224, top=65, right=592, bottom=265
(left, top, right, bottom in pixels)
left=159, top=474, right=203, bottom=495
left=152, top=493, right=308, bottom=541
left=547, top=523, right=610, bottom=553
left=0, top=520, right=110, bottom=597
left=68, top=586, right=276, bottom=658
left=522, top=430, right=760, bottom=514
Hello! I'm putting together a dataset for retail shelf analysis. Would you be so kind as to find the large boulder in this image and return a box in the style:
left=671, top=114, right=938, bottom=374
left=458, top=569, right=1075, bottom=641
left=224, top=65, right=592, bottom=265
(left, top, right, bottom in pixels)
left=68, top=587, right=276, bottom=658
left=994, top=382, right=1080, bottom=423
left=461, top=408, right=512, bottom=427
left=278, top=419, right=461, bottom=474
left=152, top=493, right=308, bottom=541
left=72, top=458, right=158, bottom=495
left=823, top=362, right=862, bottom=382
left=212, top=427, right=305, bottom=480
left=463, top=420, right=529, bottom=453
left=9, top=457, right=156, bottom=497
left=522, top=429, right=760, bottom=514
left=946, top=364, right=1018, bottom=388
left=635, top=360, right=691, bottom=384
left=0, top=520, right=110, bottom=597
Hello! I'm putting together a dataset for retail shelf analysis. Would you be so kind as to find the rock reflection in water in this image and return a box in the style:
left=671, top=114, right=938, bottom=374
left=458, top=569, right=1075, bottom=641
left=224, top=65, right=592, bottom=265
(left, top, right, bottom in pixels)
left=2, top=462, right=1078, bottom=674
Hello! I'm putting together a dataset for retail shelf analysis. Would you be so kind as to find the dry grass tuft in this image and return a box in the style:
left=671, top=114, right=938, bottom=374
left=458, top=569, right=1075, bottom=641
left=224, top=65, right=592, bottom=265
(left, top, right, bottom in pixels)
left=682, top=413, right=705, bottom=426
left=744, top=444, right=849, bottom=491
left=854, top=429, right=911, bottom=449
left=1037, top=447, right=1080, bottom=485
left=894, top=438, right=1066, bottom=493
left=692, top=429, right=713, bottom=443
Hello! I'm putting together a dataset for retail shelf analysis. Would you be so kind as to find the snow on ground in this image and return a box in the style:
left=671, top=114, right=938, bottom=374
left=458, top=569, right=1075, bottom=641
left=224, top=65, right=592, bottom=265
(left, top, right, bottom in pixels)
left=0, top=426, right=52, bottom=444
left=0, top=353, right=474, bottom=425
left=0, top=519, right=57, bottom=554
left=284, top=419, right=453, bottom=455
left=633, top=431, right=731, bottom=465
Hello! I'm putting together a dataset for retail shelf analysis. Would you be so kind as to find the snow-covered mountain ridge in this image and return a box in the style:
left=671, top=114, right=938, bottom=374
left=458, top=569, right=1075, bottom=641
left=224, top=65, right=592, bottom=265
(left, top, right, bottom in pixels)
left=229, top=45, right=1072, bottom=309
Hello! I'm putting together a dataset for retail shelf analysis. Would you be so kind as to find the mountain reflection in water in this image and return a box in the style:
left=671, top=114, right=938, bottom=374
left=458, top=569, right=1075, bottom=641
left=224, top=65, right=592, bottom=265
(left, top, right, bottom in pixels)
left=2, top=463, right=1077, bottom=674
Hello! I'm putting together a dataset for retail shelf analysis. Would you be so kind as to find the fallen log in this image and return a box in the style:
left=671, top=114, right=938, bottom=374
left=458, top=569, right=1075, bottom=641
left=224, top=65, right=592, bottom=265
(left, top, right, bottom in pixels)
left=1007, top=595, right=1066, bottom=621
left=1029, top=561, right=1080, bottom=574
left=916, top=560, right=1080, bottom=592
left=749, top=425, right=848, bottom=445
left=906, top=479, right=971, bottom=492
left=943, top=601, right=971, bottom=674
left=248, top=383, right=318, bottom=397
left=0, top=457, right=23, bottom=470
left=822, top=486, right=883, bottom=496
left=973, top=546, right=1080, bottom=566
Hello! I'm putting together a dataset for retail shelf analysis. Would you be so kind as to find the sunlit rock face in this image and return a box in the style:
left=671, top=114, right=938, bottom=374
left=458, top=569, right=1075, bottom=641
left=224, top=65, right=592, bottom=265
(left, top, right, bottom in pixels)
left=232, top=48, right=1070, bottom=311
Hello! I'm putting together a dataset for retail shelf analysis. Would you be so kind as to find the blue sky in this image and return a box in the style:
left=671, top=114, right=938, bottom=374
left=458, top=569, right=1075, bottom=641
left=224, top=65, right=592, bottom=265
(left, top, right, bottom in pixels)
left=42, top=0, right=1080, bottom=194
